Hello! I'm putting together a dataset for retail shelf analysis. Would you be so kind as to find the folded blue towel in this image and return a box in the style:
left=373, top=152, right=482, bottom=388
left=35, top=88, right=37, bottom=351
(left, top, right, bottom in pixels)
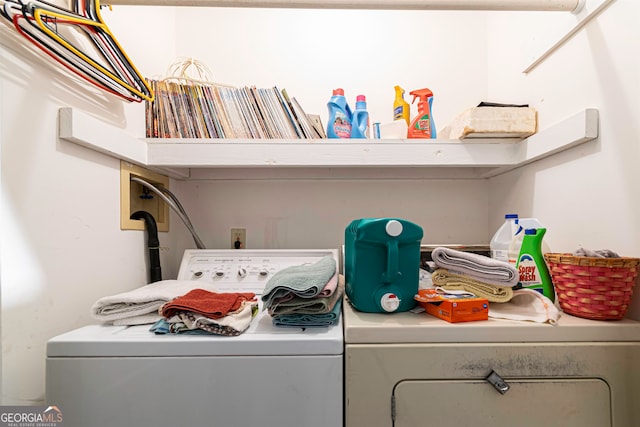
left=262, top=255, right=337, bottom=308
left=269, top=276, right=344, bottom=316
left=272, top=297, right=343, bottom=328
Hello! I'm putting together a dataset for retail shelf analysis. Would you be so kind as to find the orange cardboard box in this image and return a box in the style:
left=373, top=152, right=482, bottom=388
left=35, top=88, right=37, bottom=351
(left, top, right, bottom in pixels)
left=414, top=289, right=489, bottom=323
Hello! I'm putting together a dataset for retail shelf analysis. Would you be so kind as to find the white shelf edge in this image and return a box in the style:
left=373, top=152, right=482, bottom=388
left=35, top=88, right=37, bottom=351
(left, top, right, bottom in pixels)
left=58, top=107, right=148, bottom=166
left=479, top=108, right=599, bottom=178
left=57, top=107, right=598, bottom=180
left=146, top=139, right=521, bottom=169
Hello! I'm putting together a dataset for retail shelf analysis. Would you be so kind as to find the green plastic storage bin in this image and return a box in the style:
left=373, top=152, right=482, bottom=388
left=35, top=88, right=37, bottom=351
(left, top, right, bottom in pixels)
left=345, top=218, right=423, bottom=313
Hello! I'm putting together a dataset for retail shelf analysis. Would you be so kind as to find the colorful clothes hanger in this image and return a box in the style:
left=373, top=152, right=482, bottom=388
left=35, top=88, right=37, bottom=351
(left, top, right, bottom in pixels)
left=0, top=0, right=153, bottom=102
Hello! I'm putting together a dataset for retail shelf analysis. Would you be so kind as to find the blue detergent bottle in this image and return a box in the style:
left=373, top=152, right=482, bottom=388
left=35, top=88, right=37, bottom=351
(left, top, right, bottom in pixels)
left=327, top=88, right=352, bottom=138
left=351, top=95, right=369, bottom=139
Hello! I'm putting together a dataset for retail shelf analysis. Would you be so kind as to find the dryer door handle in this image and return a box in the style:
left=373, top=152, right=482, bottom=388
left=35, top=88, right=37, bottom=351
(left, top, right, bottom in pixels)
left=486, top=370, right=511, bottom=395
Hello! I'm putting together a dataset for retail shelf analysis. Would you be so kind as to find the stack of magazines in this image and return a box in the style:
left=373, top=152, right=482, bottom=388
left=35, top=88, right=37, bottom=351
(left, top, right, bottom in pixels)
left=145, top=79, right=324, bottom=139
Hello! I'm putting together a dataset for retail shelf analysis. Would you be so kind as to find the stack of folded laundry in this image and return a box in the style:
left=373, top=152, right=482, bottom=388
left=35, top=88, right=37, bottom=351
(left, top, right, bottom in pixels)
left=430, top=247, right=519, bottom=303
left=91, top=280, right=259, bottom=335
left=91, top=280, right=215, bottom=326
left=261, top=255, right=343, bottom=327
left=429, top=247, right=560, bottom=325
left=152, top=289, right=258, bottom=336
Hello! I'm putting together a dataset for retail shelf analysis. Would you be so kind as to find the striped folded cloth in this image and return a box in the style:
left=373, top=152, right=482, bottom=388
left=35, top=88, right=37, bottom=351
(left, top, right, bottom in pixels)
left=431, top=269, right=513, bottom=303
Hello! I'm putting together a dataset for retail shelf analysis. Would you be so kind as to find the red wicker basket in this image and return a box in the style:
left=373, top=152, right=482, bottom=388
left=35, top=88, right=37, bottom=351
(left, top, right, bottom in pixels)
left=543, top=253, right=640, bottom=320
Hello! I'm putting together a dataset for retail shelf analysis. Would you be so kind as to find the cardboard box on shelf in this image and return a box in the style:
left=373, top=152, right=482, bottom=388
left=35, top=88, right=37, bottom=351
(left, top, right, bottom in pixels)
left=415, top=289, right=489, bottom=323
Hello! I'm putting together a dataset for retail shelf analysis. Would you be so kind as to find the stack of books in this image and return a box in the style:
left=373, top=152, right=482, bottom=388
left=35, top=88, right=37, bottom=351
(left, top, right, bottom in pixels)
left=145, top=79, right=325, bottom=139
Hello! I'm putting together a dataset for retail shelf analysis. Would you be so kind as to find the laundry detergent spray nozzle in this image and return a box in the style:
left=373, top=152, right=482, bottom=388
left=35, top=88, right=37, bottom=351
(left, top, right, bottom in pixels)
left=407, top=88, right=436, bottom=139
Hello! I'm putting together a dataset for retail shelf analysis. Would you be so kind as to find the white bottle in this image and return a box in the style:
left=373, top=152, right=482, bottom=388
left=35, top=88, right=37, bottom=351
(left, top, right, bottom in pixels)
left=507, top=218, right=551, bottom=265
left=490, top=214, right=519, bottom=263
left=508, top=225, right=525, bottom=266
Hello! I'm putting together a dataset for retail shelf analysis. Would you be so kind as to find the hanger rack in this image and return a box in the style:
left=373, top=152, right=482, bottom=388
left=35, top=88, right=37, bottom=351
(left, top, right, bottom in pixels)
left=0, top=0, right=153, bottom=102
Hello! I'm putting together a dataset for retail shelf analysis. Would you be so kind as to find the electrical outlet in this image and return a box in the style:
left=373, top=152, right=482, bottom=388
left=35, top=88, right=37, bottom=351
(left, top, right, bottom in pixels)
left=120, top=161, right=170, bottom=231
left=231, top=228, right=246, bottom=249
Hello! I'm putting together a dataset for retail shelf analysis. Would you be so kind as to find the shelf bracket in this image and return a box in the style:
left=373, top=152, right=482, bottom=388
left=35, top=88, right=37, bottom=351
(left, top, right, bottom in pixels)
left=479, top=108, right=599, bottom=178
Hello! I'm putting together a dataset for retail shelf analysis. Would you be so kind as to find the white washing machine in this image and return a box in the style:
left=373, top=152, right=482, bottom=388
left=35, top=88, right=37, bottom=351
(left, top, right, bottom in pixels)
left=343, top=301, right=640, bottom=427
left=46, top=249, right=343, bottom=427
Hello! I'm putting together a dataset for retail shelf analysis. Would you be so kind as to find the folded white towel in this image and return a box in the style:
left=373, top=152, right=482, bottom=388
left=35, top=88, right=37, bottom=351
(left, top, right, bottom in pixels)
left=91, top=280, right=214, bottom=324
left=489, top=289, right=560, bottom=325
left=432, top=247, right=519, bottom=287
left=113, top=313, right=164, bottom=326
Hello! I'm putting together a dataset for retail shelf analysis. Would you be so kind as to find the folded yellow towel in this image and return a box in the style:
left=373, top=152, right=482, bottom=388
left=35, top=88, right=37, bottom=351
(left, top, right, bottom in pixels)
left=431, top=269, right=513, bottom=303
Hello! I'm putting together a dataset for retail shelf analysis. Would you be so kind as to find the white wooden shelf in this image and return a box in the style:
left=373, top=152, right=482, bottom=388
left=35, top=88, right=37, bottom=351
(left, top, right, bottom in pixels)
left=58, top=107, right=598, bottom=180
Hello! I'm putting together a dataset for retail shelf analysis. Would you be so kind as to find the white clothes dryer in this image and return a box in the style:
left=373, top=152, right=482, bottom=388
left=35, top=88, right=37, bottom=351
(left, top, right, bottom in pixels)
left=46, top=249, right=343, bottom=427
left=343, top=301, right=640, bottom=427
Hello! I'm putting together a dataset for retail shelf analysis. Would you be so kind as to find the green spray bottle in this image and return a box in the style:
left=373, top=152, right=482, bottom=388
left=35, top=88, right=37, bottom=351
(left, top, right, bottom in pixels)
left=515, top=228, right=555, bottom=302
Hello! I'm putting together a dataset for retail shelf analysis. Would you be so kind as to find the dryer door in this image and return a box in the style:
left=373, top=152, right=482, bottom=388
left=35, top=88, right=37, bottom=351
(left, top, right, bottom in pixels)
left=393, top=378, right=611, bottom=427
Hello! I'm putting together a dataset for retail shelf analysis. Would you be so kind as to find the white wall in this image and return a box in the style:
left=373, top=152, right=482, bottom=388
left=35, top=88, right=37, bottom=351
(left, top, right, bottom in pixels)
left=171, top=178, right=489, bottom=250
left=0, top=6, right=177, bottom=404
left=485, top=0, right=640, bottom=318
left=173, top=8, right=489, bottom=128
left=167, top=7, right=492, bottom=256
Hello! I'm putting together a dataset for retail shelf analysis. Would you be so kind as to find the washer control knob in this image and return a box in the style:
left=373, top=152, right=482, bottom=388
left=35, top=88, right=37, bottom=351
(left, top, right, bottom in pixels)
left=259, top=269, right=269, bottom=277
left=380, top=293, right=401, bottom=312
left=237, top=267, right=248, bottom=278
left=193, top=271, right=203, bottom=279
left=385, top=220, right=403, bottom=237
left=214, top=270, right=225, bottom=278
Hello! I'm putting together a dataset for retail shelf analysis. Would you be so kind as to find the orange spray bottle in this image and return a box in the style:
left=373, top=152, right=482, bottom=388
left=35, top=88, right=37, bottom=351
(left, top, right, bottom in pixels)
left=407, top=88, right=436, bottom=139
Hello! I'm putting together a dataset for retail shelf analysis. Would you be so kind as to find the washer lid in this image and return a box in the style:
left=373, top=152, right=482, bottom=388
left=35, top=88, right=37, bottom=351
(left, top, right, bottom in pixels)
left=47, top=309, right=343, bottom=357
left=50, top=248, right=344, bottom=357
